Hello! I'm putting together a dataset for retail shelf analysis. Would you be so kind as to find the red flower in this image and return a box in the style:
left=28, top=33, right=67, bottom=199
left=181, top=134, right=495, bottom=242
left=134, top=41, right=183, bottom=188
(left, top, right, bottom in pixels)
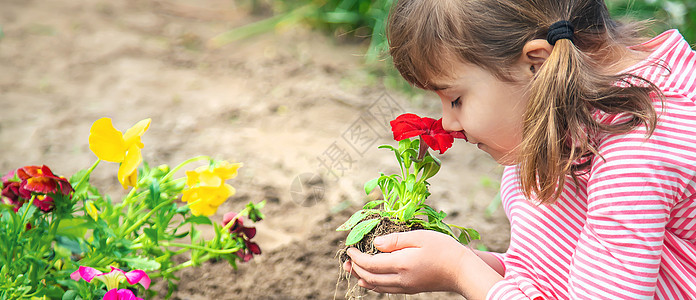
left=223, top=212, right=261, bottom=262
left=17, top=165, right=74, bottom=198
left=389, top=113, right=466, bottom=154
left=223, top=212, right=257, bottom=238
left=236, top=240, right=262, bottom=262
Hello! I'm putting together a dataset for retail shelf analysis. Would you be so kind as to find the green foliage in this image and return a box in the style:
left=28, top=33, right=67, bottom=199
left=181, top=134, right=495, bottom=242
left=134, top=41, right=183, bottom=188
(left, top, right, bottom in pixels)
left=608, top=0, right=696, bottom=44
left=337, top=137, right=479, bottom=245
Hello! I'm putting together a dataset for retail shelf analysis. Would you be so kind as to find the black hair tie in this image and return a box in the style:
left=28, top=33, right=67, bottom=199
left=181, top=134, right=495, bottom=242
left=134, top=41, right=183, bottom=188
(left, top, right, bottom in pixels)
left=547, top=20, right=574, bottom=45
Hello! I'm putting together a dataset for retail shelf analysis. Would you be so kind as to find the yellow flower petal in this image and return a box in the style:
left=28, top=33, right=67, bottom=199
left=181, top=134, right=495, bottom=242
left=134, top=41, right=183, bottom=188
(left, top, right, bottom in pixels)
left=214, top=162, right=242, bottom=180
left=123, top=118, right=151, bottom=149
left=224, top=183, right=236, bottom=198
left=86, top=200, right=99, bottom=221
left=185, top=170, right=200, bottom=187
left=198, top=170, right=222, bottom=187
left=117, top=145, right=142, bottom=189
left=89, top=118, right=126, bottom=162
left=189, top=200, right=216, bottom=216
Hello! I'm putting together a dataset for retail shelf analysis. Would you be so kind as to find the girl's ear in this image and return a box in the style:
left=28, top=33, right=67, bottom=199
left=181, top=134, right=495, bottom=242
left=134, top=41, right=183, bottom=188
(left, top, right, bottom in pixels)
left=521, top=39, right=553, bottom=75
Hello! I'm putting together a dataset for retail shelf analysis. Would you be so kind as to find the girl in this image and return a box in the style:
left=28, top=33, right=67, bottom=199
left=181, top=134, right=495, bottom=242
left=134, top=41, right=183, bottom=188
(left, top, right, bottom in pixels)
left=343, top=0, right=696, bottom=299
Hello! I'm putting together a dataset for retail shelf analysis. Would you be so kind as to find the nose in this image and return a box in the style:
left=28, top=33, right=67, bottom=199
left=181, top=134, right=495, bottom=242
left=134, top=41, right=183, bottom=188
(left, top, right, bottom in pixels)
left=441, top=104, right=463, bottom=132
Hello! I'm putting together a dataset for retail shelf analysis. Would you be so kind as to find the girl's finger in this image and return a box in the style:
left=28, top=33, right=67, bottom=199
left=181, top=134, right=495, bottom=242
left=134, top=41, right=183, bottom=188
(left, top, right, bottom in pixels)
left=350, top=258, right=402, bottom=287
left=361, top=283, right=411, bottom=295
left=347, top=247, right=412, bottom=274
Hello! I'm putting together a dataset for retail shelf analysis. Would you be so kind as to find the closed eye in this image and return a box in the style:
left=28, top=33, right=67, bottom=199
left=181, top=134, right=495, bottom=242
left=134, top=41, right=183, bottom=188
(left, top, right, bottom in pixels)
left=451, top=97, right=461, bottom=109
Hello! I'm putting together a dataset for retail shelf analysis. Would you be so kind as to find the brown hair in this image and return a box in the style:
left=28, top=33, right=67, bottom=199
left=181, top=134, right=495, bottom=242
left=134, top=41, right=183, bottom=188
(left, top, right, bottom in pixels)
left=387, top=0, right=661, bottom=204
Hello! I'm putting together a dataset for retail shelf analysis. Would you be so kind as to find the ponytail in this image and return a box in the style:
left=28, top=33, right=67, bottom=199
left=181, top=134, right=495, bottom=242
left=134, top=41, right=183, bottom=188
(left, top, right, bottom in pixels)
left=519, top=22, right=659, bottom=204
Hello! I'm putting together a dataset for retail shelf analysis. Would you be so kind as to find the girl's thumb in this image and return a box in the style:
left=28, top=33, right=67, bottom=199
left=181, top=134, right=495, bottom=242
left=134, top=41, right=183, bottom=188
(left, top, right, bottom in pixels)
left=373, top=232, right=418, bottom=252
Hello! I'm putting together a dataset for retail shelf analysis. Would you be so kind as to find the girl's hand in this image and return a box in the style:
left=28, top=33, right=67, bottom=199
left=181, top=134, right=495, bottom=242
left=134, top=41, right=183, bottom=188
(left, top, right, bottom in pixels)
left=343, top=230, right=471, bottom=296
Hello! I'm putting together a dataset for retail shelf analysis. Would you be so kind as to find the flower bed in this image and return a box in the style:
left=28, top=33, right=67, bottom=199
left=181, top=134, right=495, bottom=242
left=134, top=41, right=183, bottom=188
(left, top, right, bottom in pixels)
left=0, top=118, right=263, bottom=299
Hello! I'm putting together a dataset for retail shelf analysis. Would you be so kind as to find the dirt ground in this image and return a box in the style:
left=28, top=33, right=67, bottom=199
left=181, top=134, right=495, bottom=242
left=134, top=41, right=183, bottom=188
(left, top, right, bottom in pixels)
left=0, top=1, right=510, bottom=299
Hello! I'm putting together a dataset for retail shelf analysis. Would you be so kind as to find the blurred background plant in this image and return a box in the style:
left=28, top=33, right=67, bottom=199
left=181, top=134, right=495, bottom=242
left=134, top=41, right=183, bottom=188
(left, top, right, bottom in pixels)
left=0, top=118, right=264, bottom=300
left=607, top=0, right=695, bottom=43
left=212, top=0, right=695, bottom=96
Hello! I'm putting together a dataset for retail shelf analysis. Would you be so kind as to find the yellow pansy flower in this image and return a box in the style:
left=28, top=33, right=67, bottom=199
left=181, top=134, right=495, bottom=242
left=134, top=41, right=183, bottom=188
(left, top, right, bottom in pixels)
left=88, top=118, right=151, bottom=189
left=182, top=161, right=241, bottom=216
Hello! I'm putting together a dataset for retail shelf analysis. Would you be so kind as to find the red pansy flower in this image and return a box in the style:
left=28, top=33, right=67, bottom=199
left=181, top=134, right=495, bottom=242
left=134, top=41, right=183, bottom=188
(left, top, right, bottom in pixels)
left=389, top=113, right=467, bottom=154
left=236, top=239, right=262, bottom=262
left=223, top=212, right=262, bottom=262
left=16, top=165, right=74, bottom=198
left=223, top=212, right=257, bottom=238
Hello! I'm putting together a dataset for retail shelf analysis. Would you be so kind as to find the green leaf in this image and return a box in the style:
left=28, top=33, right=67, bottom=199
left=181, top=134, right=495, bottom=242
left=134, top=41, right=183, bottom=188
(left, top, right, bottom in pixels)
left=464, top=228, right=481, bottom=241
left=121, top=256, right=161, bottom=271
left=56, top=218, right=89, bottom=239
left=62, top=290, right=79, bottom=300
left=379, top=144, right=403, bottom=168
left=69, top=169, right=91, bottom=199
left=405, top=174, right=416, bottom=192
left=401, top=201, right=417, bottom=221
left=362, top=200, right=384, bottom=210
left=345, top=218, right=380, bottom=246
left=246, top=200, right=265, bottom=222
left=337, top=209, right=376, bottom=231
left=146, top=179, right=161, bottom=209
left=144, top=227, right=158, bottom=244
left=185, top=215, right=212, bottom=225
left=363, top=178, right=379, bottom=195
left=398, top=138, right=413, bottom=153
left=418, top=157, right=441, bottom=181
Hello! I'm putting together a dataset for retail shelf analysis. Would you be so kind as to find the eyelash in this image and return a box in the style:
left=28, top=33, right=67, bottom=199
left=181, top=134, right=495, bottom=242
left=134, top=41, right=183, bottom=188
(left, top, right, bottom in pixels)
left=451, top=97, right=461, bottom=108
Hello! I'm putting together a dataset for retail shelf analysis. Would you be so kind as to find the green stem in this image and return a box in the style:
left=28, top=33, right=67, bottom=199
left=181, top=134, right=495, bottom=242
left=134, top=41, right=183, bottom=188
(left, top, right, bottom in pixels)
left=160, top=155, right=211, bottom=183
left=221, top=207, right=249, bottom=232
left=159, top=242, right=241, bottom=255
left=73, top=159, right=101, bottom=197
left=121, top=198, right=174, bottom=237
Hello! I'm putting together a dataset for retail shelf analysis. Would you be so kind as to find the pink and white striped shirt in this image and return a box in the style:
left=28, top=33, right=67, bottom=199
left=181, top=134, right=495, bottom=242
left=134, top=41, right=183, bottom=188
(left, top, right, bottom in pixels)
left=487, top=30, right=696, bottom=299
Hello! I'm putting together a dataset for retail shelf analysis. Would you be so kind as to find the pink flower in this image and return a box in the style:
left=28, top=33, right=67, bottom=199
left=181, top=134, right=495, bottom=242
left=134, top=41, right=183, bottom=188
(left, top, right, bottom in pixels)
left=389, top=113, right=466, bottom=154
left=103, top=289, right=143, bottom=300
left=70, top=266, right=150, bottom=290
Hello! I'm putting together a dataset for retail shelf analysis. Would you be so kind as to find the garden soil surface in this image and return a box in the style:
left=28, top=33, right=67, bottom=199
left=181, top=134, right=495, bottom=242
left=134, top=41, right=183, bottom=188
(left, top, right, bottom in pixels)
left=0, top=1, right=510, bottom=299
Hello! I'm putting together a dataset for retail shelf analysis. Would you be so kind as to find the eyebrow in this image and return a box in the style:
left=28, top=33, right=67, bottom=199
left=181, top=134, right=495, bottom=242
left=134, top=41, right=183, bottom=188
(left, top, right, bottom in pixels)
left=430, top=83, right=451, bottom=91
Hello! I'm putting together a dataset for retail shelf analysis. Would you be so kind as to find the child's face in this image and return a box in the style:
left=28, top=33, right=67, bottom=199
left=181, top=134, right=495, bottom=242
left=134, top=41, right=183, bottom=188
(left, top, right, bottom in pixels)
left=432, top=60, right=529, bottom=165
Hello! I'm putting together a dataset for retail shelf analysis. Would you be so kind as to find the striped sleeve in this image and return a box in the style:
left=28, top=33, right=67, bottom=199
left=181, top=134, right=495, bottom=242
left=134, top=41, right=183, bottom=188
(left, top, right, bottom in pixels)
left=568, top=139, right=678, bottom=299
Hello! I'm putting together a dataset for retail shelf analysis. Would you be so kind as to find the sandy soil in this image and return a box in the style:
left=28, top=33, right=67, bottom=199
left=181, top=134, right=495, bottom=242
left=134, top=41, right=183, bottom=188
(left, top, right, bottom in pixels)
left=0, top=1, right=510, bottom=299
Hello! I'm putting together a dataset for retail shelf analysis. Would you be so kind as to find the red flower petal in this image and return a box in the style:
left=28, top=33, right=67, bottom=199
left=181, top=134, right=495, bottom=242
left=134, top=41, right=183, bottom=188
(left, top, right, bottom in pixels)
left=58, top=177, right=74, bottom=196
left=237, top=250, right=253, bottom=262
left=22, top=177, right=59, bottom=194
left=421, top=135, right=440, bottom=152
left=33, top=195, right=54, bottom=212
left=390, top=113, right=428, bottom=141
left=421, top=117, right=438, bottom=130
left=247, top=241, right=261, bottom=255
left=450, top=130, right=468, bottom=141
left=243, top=226, right=256, bottom=239
left=432, top=133, right=455, bottom=154
left=18, top=166, right=58, bottom=180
